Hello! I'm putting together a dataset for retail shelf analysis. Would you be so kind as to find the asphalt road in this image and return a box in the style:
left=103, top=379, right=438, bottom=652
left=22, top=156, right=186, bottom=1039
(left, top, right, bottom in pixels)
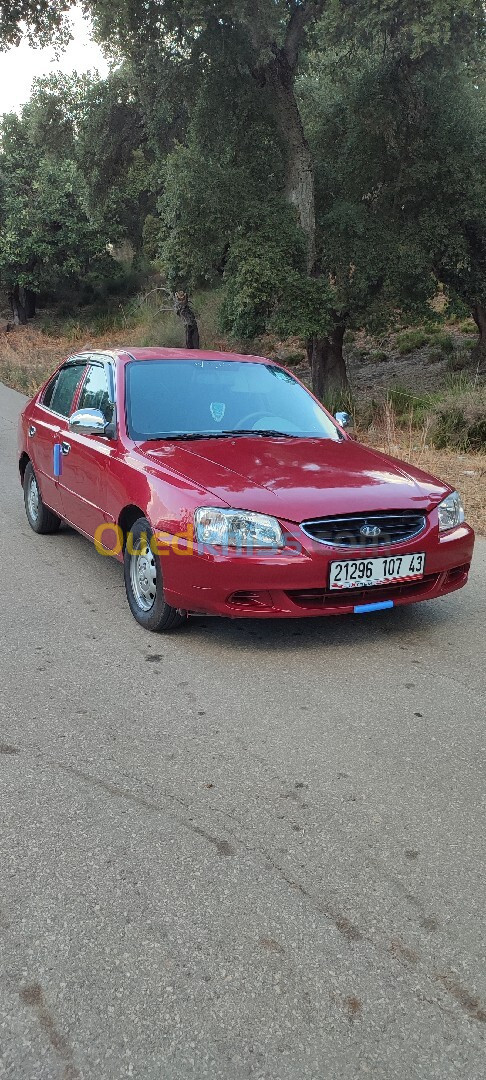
left=1, top=381, right=485, bottom=1080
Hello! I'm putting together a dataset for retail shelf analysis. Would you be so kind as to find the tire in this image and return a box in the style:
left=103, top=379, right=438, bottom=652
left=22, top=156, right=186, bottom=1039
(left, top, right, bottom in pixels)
left=123, top=516, right=186, bottom=632
left=23, top=462, right=61, bottom=534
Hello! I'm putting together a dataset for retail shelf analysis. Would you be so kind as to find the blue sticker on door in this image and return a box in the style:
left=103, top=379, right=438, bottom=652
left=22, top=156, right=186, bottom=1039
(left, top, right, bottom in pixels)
left=53, top=443, right=62, bottom=477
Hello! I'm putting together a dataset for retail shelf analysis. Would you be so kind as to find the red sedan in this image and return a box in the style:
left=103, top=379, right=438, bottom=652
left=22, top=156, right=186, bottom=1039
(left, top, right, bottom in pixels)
left=18, top=347, right=474, bottom=631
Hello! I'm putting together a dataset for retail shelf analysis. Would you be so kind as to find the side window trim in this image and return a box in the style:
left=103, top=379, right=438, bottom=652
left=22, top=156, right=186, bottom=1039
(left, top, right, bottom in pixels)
left=40, top=371, right=61, bottom=411
left=72, top=365, right=90, bottom=413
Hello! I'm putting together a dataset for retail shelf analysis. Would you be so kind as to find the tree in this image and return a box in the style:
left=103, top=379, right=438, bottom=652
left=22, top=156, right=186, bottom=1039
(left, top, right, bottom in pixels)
left=424, top=73, right=486, bottom=365
left=306, top=45, right=486, bottom=369
left=0, top=0, right=71, bottom=48
left=157, top=30, right=286, bottom=288
left=3, top=0, right=485, bottom=385
left=311, top=1, right=486, bottom=369
left=88, top=0, right=335, bottom=383
left=75, top=68, right=154, bottom=252
left=0, top=96, right=111, bottom=318
left=85, top=0, right=485, bottom=395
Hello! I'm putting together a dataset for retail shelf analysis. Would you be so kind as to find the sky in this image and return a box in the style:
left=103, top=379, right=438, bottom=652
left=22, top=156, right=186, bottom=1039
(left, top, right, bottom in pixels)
left=0, top=8, right=109, bottom=116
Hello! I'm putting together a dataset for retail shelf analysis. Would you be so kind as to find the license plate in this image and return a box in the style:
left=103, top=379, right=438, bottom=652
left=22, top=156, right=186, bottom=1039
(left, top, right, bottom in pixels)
left=329, top=553, right=426, bottom=590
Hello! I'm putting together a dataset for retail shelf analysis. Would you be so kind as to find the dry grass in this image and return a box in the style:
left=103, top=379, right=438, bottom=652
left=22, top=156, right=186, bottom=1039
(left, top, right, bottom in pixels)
left=0, top=324, right=132, bottom=396
left=361, top=407, right=486, bottom=535
left=0, top=289, right=226, bottom=396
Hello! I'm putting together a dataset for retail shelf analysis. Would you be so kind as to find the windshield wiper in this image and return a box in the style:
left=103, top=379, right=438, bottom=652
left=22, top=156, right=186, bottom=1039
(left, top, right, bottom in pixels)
left=217, top=429, right=298, bottom=438
left=153, top=432, right=218, bottom=441
left=154, top=430, right=299, bottom=441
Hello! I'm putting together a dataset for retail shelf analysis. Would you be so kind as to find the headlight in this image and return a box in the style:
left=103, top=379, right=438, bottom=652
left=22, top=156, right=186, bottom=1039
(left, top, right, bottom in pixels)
left=438, top=491, right=465, bottom=532
left=194, top=507, right=284, bottom=549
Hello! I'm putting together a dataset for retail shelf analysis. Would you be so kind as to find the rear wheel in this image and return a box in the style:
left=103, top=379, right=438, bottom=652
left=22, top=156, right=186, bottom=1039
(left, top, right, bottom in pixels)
left=123, top=516, right=186, bottom=632
left=23, top=462, right=61, bottom=534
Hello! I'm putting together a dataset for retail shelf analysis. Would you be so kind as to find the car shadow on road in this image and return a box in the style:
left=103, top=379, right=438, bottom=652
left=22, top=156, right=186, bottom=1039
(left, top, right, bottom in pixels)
left=186, top=599, right=459, bottom=655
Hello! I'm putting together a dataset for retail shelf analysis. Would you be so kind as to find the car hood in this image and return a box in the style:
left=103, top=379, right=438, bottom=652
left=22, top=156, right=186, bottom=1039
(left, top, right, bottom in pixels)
left=143, top=436, right=449, bottom=521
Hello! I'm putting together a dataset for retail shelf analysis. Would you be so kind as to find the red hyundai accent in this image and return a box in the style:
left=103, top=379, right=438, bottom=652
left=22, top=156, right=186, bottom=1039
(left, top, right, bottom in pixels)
left=18, top=348, right=475, bottom=631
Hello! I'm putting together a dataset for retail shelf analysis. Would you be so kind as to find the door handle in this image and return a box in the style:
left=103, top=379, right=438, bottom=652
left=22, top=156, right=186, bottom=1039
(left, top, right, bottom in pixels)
left=28, top=425, right=36, bottom=437
left=61, top=442, right=71, bottom=455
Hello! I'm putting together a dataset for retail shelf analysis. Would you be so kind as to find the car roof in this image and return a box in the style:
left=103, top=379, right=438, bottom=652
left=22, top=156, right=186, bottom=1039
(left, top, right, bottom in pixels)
left=76, top=348, right=275, bottom=365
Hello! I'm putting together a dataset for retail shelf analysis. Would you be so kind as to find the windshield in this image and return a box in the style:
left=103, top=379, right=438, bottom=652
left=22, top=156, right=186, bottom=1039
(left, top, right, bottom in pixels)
left=125, top=359, right=340, bottom=441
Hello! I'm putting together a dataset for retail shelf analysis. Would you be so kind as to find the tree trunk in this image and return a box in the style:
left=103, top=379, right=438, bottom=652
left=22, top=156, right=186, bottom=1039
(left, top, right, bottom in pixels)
left=264, top=50, right=316, bottom=273
left=263, top=49, right=351, bottom=402
left=9, top=285, right=27, bottom=325
left=472, top=303, right=486, bottom=373
left=174, top=291, right=200, bottom=349
left=307, top=323, right=349, bottom=404
left=23, top=288, right=37, bottom=319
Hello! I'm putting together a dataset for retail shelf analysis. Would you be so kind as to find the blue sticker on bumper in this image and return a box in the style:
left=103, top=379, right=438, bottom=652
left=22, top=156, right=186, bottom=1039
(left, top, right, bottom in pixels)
left=354, top=600, right=394, bottom=614
left=53, top=443, right=62, bottom=477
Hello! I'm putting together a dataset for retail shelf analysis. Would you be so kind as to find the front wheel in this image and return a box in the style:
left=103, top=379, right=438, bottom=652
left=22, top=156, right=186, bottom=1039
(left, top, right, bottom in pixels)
left=123, top=517, right=186, bottom=632
left=23, top=462, right=61, bottom=534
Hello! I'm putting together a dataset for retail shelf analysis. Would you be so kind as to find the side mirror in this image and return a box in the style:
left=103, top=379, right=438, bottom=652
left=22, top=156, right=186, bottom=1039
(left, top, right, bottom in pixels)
left=334, top=410, right=353, bottom=430
left=69, top=408, right=108, bottom=437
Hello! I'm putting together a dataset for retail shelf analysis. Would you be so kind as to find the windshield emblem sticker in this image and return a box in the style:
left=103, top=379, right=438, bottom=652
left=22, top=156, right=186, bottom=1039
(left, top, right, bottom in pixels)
left=210, top=402, right=226, bottom=423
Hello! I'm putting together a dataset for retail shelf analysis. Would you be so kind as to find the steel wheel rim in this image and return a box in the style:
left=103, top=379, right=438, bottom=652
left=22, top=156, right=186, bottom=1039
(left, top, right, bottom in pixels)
left=129, top=537, right=157, bottom=612
left=28, top=474, right=40, bottom=521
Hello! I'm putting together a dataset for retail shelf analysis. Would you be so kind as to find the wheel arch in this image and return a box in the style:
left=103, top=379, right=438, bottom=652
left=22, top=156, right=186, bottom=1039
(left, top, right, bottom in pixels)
left=19, top=452, right=30, bottom=484
left=118, top=504, right=146, bottom=551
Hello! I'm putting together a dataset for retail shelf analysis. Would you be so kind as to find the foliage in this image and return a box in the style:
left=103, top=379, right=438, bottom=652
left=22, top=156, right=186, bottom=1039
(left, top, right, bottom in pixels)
left=156, top=35, right=285, bottom=289
left=387, top=386, right=432, bottom=424
left=75, top=68, right=154, bottom=249
left=395, top=330, right=432, bottom=354
left=0, top=0, right=72, bottom=48
left=219, top=201, right=332, bottom=341
left=0, top=73, right=155, bottom=306
left=300, top=43, right=486, bottom=342
left=0, top=104, right=109, bottom=296
left=322, top=0, right=485, bottom=59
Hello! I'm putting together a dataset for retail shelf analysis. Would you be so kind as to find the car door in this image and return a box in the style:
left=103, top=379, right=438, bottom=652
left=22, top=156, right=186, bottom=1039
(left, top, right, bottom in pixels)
left=28, top=360, right=87, bottom=516
left=56, top=357, right=117, bottom=539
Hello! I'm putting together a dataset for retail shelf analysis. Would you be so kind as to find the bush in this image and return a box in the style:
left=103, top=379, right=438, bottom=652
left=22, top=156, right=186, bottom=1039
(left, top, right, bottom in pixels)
left=446, top=349, right=474, bottom=372
left=395, top=329, right=431, bottom=354
left=387, top=386, right=431, bottom=424
left=458, top=318, right=477, bottom=335
left=427, top=348, right=444, bottom=364
left=432, top=391, right=486, bottom=451
left=432, top=331, right=455, bottom=354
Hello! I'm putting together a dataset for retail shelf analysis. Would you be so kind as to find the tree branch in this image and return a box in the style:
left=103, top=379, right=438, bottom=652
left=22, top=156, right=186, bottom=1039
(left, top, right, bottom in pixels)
left=284, top=0, right=327, bottom=72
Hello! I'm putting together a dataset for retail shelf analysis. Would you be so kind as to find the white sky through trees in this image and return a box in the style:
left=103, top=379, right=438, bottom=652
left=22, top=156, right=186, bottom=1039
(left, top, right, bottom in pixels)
left=1, top=8, right=109, bottom=115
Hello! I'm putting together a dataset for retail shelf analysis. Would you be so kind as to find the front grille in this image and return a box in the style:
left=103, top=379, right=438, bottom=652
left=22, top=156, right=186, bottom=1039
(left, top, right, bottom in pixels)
left=301, top=511, right=427, bottom=548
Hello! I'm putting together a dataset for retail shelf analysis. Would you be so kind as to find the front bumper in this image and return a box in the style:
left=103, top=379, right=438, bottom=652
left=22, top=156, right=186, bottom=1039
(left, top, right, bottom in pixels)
left=163, top=517, right=475, bottom=619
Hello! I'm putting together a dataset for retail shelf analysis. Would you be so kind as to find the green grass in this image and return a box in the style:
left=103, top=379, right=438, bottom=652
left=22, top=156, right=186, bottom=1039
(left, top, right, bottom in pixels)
left=443, top=372, right=479, bottom=393
left=432, top=394, right=486, bottom=451
left=395, top=329, right=431, bottom=354
left=457, top=318, right=477, bottom=335
left=432, top=330, right=455, bottom=354
left=387, top=386, right=433, bottom=424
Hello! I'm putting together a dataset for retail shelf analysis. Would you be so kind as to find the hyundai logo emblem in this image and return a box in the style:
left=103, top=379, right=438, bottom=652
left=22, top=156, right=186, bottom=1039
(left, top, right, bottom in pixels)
left=360, top=524, right=382, bottom=538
